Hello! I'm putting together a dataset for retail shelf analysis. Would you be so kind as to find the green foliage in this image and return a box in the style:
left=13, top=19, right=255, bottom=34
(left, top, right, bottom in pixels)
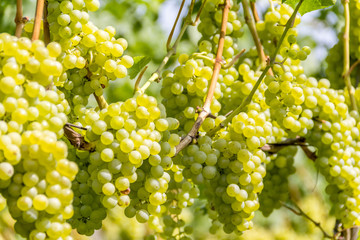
left=283, top=0, right=337, bottom=14
left=128, top=56, right=151, bottom=79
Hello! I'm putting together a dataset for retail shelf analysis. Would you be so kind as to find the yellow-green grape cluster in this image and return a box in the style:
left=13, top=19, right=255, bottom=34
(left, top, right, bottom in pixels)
left=47, top=0, right=99, bottom=43
left=0, top=33, right=64, bottom=87
left=201, top=108, right=274, bottom=234
left=256, top=3, right=301, bottom=55
left=304, top=89, right=360, bottom=228
left=161, top=61, right=222, bottom=135
left=0, top=33, right=77, bottom=238
left=72, top=94, right=180, bottom=223
left=57, top=23, right=133, bottom=120
left=161, top=0, right=244, bottom=134
left=46, top=0, right=133, bottom=120
left=259, top=146, right=297, bottom=216
left=66, top=148, right=107, bottom=236
left=1, top=130, right=77, bottom=239
left=197, top=0, right=243, bottom=58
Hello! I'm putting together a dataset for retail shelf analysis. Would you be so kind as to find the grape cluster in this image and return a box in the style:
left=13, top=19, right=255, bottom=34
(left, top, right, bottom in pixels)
left=259, top=146, right=297, bottom=216
left=3, top=0, right=360, bottom=238
left=66, top=94, right=181, bottom=235
left=305, top=91, right=360, bottom=228
left=0, top=33, right=78, bottom=239
left=256, top=4, right=301, bottom=56
left=47, top=0, right=100, bottom=42
left=66, top=148, right=107, bottom=236
left=46, top=0, right=133, bottom=120
left=161, top=0, right=244, bottom=134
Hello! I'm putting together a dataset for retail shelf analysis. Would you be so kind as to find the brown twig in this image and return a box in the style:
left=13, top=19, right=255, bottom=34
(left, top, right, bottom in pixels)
left=175, top=0, right=231, bottom=155
left=32, top=0, right=45, bottom=40
left=261, top=136, right=317, bottom=161
left=250, top=2, right=260, bottom=22
left=334, top=221, right=360, bottom=240
left=134, top=66, right=148, bottom=94
left=222, top=48, right=246, bottom=69
left=166, top=0, right=186, bottom=51
left=242, top=0, right=268, bottom=69
left=43, top=0, right=50, bottom=45
left=191, top=0, right=207, bottom=25
left=281, top=201, right=333, bottom=239
left=344, top=59, right=360, bottom=79
left=15, top=0, right=23, bottom=37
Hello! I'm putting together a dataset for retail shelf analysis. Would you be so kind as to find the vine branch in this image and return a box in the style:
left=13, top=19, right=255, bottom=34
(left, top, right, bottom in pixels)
left=32, top=0, right=45, bottom=41
left=208, top=0, right=304, bottom=137
left=176, top=0, right=231, bottom=155
left=15, top=0, right=23, bottom=38
left=344, top=59, right=360, bottom=79
left=242, top=0, right=267, bottom=67
left=134, top=66, right=148, bottom=93
left=281, top=201, right=333, bottom=239
left=342, top=0, right=357, bottom=111
left=166, top=0, right=186, bottom=51
left=250, top=2, right=260, bottom=22
left=43, top=0, right=50, bottom=45
left=94, top=94, right=108, bottom=110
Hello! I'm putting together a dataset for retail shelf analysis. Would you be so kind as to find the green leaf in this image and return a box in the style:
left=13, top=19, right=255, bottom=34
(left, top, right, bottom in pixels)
left=128, top=56, right=151, bottom=80
left=282, top=0, right=337, bottom=14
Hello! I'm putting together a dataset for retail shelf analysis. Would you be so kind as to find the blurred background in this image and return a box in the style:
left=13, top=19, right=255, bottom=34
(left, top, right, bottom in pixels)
left=0, top=0, right=345, bottom=239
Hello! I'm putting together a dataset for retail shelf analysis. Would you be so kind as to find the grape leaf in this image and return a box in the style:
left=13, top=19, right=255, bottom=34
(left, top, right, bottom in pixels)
left=128, top=56, right=151, bottom=79
left=282, top=0, right=337, bottom=14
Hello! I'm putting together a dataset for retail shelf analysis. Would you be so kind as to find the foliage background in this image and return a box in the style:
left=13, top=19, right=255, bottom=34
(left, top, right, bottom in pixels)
left=0, top=0, right=348, bottom=239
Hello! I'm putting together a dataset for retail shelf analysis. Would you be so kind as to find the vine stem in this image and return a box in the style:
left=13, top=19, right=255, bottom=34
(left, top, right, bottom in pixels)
left=175, top=0, right=231, bottom=155
left=207, top=0, right=304, bottom=137
left=344, top=59, right=360, bottom=79
left=139, top=0, right=199, bottom=93
left=15, top=0, right=23, bottom=38
left=281, top=201, right=333, bottom=239
left=166, top=0, right=186, bottom=51
left=343, top=0, right=358, bottom=111
left=94, top=94, right=108, bottom=110
left=250, top=2, right=260, bottom=22
left=242, top=0, right=267, bottom=68
left=43, top=0, right=50, bottom=45
left=134, top=66, right=148, bottom=93
left=32, top=0, right=45, bottom=41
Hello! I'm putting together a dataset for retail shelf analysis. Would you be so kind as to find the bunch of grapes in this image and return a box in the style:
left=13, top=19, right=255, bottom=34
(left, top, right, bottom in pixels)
left=259, top=146, right=297, bottom=216
left=3, top=0, right=360, bottom=238
left=161, top=0, right=245, bottom=134
left=256, top=3, right=301, bottom=56
left=66, top=148, right=107, bottom=236
left=45, top=0, right=133, bottom=121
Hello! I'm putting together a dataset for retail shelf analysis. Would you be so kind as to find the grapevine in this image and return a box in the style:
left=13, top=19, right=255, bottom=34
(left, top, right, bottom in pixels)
left=0, top=0, right=360, bottom=239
